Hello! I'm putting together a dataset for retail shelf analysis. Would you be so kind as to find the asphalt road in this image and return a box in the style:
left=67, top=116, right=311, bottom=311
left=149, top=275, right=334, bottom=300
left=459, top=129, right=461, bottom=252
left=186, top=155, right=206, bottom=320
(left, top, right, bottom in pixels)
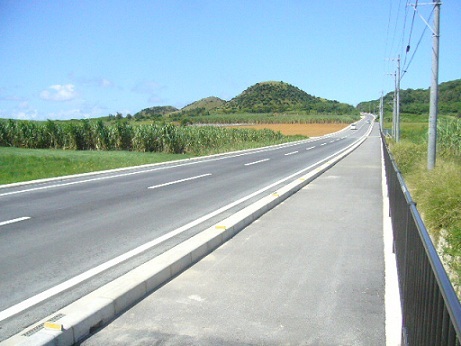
left=0, top=115, right=372, bottom=341
left=82, top=124, right=387, bottom=345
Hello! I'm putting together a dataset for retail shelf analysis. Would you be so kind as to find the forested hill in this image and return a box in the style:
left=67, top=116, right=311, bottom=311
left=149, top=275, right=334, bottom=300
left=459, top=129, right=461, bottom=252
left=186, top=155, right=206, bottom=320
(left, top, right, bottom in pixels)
left=221, top=81, right=355, bottom=114
left=357, top=79, right=461, bottom=116
left=132, top=81, right=356, bottom=120
left=133, top=106, right=178, bottom=119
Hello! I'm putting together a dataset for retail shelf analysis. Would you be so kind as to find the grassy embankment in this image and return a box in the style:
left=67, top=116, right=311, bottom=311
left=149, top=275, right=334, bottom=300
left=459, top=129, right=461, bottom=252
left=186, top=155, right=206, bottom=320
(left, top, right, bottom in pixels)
left=386, top=114, right=461, bottom=294
left=0, top=147, right=190, bottom=185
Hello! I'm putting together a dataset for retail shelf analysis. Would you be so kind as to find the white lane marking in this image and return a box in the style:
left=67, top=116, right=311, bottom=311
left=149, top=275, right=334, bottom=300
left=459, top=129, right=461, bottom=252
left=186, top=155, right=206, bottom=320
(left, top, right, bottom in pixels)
left=306, top=146, right=316, bottom=151
left=0, top=130, right=368, bottom=322
left=329, top=140, right=336, bottom=143
left=148, top=173, right=212, bottom=190
left=0, top=217, right=30, bottom=227
left=320, top=143, right=327, bottom=146
left=284, top=151, right=298, bottom=156
left=244, top=159, right=270, bottom=166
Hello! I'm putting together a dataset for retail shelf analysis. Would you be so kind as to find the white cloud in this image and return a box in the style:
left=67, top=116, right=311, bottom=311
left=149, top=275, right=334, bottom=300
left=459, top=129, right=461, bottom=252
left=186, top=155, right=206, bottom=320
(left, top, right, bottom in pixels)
left=40, top=84, right=78, bottom=101
left=132, top=80, right=166, bottom=103
left=100, top=78, right=114, bottom=88
left=18, top=101, right=29, bottom=109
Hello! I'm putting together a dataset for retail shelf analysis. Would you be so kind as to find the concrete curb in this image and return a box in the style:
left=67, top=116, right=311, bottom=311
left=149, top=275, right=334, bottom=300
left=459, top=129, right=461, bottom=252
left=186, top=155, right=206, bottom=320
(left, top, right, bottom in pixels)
left=2, top=125, right=371, bottom=346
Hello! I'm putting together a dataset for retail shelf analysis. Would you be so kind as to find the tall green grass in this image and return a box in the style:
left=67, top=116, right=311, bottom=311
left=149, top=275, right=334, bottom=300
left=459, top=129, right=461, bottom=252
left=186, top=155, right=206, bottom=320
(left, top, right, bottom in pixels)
left=0, top=119, right=303, bottom=155
left=389, top=117, right=461, bottom=293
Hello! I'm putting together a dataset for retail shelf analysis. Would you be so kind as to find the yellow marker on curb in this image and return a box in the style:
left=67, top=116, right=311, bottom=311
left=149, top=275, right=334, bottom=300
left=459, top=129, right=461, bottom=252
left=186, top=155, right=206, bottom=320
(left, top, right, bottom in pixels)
left=272, top=192, right=279, bottom=197
left=215, top=225, right=227, bottom=230
left=44, top=321, right=63, bottom=331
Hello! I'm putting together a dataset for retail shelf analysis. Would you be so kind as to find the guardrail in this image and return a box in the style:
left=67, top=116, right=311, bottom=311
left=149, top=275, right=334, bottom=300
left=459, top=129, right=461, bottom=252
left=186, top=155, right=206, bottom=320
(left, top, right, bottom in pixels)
left=381, top=133, right=461, bottom=345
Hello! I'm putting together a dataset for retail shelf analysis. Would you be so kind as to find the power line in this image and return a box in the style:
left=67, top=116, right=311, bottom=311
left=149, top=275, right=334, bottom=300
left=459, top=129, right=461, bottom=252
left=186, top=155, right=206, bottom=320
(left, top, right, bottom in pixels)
left=402, top=0, right=419, bottom=69
left=401, top=4, right=435, bottom=80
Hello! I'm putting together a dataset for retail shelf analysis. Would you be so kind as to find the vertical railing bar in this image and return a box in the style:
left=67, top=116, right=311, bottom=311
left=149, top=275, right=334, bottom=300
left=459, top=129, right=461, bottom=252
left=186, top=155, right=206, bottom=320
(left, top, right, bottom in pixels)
left=428, top=274, right=438, bottom=343
left=422, top=256, right=432, bottom=344
left=442, top=306, right=450, bottom=345
left=435, top=289, right=444, bottom=345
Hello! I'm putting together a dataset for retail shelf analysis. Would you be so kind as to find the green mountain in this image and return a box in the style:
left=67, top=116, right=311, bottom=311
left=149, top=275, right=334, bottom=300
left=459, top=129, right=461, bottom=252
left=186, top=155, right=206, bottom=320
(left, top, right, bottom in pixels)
left=133, top=106, right=178, bottom=119
left=222, top=81, right=355, bottom=114
left=134, top=81, right=356, bottom=119
left=182, top=96, right=226, bottom=111
left=357, top=79, right=461, bottom=116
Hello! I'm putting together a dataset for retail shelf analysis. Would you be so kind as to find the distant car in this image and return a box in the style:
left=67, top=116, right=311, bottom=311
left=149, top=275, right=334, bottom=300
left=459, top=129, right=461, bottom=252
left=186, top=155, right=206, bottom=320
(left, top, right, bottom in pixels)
left=350, top=124, right=357, bottom=130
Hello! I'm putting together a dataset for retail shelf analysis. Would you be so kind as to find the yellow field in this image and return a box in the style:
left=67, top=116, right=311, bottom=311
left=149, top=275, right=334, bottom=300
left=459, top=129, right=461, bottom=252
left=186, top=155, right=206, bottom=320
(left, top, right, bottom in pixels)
left=229, top=123, right=348, bottom=136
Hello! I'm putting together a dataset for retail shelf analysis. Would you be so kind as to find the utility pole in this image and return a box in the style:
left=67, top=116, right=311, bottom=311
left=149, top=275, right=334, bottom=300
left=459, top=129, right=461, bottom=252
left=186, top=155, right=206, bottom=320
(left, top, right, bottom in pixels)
left=379, top=91, right=384, bottom=133
left=395, top=55, right=401, bottom=142
left=390, top=71, right=396, bottom=139
left=387, top=55, right=400, bottom=142
left=427, top=1, right=441, bottom=170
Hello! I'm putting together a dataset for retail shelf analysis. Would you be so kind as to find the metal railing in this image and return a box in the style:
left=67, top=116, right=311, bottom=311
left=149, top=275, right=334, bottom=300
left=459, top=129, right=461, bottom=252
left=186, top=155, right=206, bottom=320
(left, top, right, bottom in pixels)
left=382, top=133, right=461, bottom=345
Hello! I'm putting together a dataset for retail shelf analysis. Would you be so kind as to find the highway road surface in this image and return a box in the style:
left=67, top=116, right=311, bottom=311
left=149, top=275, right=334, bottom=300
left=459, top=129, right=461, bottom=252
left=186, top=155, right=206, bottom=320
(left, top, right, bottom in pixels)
left=0, top=115, right=373, bottom=341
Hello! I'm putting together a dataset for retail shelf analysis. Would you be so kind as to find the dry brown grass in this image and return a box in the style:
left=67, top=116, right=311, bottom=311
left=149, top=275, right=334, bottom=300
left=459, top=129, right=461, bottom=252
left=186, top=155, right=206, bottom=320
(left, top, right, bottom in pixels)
left=228, top=123, right=348, bottom=136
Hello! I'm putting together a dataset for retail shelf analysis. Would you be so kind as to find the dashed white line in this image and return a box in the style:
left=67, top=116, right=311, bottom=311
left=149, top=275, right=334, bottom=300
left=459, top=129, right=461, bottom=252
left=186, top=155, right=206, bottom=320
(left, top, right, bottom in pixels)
left=320, top=143, right=327, bottom=146
left=284, top=151, right=299, bottom=156
left=148, top=173, right=212, bottom=189
left=0, top=217, right=31, bottom=227
left=244, top=158, right=270, bottom=166
left=306, top=146, right=316, bottom=151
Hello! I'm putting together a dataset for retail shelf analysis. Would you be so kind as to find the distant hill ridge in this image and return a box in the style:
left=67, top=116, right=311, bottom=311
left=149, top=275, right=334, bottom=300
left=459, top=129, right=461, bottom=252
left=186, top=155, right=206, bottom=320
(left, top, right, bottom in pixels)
left=182, top=96, right=226, bottom=111
left=134, top=105, right=178, bottom=119
left=133, top=79, right=461, bottom=119
left=357, top=79, right=461, bottom=115
left=136, top=81, right=355, bottom=117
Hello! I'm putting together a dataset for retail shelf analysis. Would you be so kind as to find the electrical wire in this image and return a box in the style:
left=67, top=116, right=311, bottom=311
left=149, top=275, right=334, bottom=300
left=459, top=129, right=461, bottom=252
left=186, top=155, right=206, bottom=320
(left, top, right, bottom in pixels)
left=401, top=5, right=435, bottom=81
left=402, top=0, right=419, bottom=71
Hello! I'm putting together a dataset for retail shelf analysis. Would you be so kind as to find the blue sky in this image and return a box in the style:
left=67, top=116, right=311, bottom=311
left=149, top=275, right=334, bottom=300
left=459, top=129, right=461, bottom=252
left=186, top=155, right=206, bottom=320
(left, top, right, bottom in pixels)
left=1, top=0, right=460, bottom=120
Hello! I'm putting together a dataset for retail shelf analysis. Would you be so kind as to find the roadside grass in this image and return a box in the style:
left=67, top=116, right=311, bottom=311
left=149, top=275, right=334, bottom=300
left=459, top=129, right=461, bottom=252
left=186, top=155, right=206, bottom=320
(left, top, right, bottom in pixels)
left=0, top=134, right=305, bottom=185
left=388, top=119, right=461, bottom=294
left=0, top=147, right=191, bottom=185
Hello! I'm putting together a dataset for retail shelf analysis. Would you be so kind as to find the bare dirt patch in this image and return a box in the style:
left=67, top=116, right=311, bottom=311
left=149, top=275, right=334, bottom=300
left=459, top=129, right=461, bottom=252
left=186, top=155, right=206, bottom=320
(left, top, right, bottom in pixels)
left=230, top=123, right=348, bottom=136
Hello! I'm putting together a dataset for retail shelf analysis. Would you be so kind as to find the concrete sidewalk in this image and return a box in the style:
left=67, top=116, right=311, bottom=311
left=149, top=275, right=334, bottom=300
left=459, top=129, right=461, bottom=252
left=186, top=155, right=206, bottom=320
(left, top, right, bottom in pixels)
left=82, top=128, right=397, bottom=345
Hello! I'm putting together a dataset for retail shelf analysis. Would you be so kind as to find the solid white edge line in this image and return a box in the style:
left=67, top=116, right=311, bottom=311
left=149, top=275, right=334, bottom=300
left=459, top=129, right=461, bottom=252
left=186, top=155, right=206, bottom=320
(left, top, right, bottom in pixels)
left=0, top=217, right=30, bottom=227
left=244, top=159, right=270, bottom=166
left=148, top=173, right=212, bottom=189
left=381, top=136, right=403, bottom=345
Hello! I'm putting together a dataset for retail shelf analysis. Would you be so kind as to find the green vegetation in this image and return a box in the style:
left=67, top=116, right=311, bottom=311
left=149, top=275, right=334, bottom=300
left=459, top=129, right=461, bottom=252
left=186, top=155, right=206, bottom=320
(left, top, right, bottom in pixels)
left=388, top=117, right=461, bottom=293
left=0, top=119, right=302, bottom=155
left=0, top=147, right=188, bottom=185
left=132, top=106, right=179, bottom=121
left=220, top=81, right=356, bottom=114
left=358, top=79, right=461, bottom=117
left=174, top=113, right=360, bottom=125
left=181, top=96, right=226, bottom=112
